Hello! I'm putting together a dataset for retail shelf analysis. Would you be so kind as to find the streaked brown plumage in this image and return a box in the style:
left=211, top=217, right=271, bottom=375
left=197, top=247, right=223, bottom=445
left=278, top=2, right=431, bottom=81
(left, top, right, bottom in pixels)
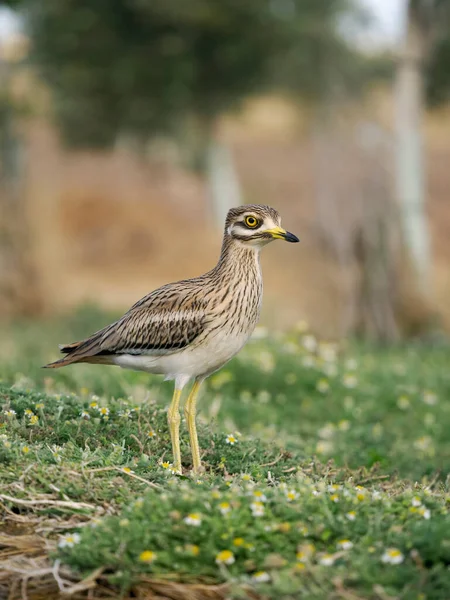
left=44, top=204, right=299, bottom=473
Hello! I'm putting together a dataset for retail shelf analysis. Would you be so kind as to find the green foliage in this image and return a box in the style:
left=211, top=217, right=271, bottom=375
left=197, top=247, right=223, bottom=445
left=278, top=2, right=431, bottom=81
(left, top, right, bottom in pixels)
left=17, top=0, right=368, bottom=147
left=1, top=309, right=450, bottom=597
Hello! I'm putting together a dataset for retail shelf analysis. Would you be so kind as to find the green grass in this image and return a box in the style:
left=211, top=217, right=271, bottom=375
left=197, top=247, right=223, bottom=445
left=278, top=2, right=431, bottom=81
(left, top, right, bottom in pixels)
left=0, top=306, right=449, bottom=599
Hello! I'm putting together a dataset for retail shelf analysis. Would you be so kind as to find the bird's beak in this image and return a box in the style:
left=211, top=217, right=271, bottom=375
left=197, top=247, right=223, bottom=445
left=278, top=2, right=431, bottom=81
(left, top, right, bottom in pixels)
left=266, top=226, right=299, bottom=243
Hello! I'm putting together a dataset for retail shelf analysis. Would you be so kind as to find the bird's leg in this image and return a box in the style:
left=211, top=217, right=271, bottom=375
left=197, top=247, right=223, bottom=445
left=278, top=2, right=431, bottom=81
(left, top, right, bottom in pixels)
left=167, top=387, right=182, bottom=473
left=184, top=378, right=204, bottom=474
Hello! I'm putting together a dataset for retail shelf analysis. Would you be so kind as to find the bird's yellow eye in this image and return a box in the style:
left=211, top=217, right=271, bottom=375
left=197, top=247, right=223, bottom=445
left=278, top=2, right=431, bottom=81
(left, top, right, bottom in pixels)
left=245, top=216, right=259, bottom=228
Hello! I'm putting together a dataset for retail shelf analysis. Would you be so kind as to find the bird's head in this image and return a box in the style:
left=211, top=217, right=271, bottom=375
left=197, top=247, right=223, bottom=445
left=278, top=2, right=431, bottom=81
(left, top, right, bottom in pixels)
left=225, top=204, right=299, bottom=248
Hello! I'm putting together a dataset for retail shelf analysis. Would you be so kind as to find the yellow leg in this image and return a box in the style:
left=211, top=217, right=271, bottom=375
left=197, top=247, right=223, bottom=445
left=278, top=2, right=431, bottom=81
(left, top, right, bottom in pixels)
left=167, top=387, right=182, bottom=473
left=184, top=379, right=204, bottom=473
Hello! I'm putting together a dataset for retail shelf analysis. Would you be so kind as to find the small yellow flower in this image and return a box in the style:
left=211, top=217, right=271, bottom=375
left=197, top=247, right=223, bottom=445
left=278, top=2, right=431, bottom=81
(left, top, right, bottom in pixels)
left=215, top=550, right=235, bottom=565
left=24, top=409, right=34, bottom=416
left=296, top=543, right=315, bottom=562
left=285, top=489, right=298, bottom=502
left=185, top=544, right=200, bottom=556
left=278, top=522, right=291, bottom=533
left=162, top=461, right=172, bottom=469
left=29, top=415, right=39, bottom=425
left=122, top=467, right=134, bottom=474
left=241, top=473, right=252, bottom=481
left=139, top=550, right=157, bottom=563
left=22, top=446, right=30, bottom=454
left=35, top=403, right=45, bottom=410
left=233, top=537, right=245, bottom=547
left=330, top=494, right=339, bottom=503
left=89, top=401, right=98, bottom=409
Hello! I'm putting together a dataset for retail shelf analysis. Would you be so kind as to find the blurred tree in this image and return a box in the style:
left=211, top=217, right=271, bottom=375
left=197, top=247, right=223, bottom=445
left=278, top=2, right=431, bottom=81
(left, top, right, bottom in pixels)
left=395, top=0, right=450, bottom=299
left=0, top=21, right=42, bottom=316
left=11, top=0, right=365, bottom=223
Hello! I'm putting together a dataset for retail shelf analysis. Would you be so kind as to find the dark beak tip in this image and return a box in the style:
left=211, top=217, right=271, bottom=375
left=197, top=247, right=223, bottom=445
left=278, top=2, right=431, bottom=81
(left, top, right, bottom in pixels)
left=285, top=231, right=300, bottom=243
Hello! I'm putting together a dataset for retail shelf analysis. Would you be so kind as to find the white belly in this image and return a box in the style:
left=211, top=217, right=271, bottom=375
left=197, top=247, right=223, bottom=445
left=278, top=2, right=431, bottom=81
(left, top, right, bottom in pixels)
left=112, top=330, right=250, bottom=380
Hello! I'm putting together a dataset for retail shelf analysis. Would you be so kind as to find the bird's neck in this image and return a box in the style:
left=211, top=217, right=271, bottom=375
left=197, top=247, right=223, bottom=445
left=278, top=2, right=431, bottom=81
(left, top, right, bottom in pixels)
left=213, top=234, right=261, bottom=280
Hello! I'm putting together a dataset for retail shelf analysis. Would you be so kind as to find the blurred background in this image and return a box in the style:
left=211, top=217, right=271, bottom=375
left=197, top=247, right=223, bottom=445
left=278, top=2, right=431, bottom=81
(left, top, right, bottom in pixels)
left=1, top=0, right=450, bottom=341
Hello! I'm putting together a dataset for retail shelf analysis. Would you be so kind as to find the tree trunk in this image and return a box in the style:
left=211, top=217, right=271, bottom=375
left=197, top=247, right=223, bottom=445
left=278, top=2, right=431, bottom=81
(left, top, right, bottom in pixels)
left=206, top=134, right=242, bottom=228
left=394, top=3, right=431, bottom=295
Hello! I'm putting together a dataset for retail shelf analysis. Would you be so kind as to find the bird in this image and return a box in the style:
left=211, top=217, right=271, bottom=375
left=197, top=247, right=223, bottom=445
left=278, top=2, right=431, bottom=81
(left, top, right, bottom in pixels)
left=44, top=204, right=299, bottom=474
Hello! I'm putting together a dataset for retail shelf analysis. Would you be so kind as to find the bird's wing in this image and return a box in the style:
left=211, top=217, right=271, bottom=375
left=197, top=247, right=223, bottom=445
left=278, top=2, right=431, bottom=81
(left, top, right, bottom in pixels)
left=99, top=295, right=207, bottom=355
left=48, top=283, right=209, bottom=366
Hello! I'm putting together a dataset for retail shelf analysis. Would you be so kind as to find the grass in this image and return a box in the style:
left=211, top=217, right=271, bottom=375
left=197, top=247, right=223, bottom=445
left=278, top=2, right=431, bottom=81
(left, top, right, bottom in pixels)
left=0, top=306, right=449, bottom=599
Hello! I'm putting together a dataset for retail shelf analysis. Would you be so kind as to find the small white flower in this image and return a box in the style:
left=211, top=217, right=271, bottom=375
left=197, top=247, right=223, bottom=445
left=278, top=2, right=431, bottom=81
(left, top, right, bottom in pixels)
left=422, top=391, right=438, bottom=406
left=218, top=502, right=231, bottom=515
left=372, top=491, right=382, bottom=500
left=316, top=440, right=333, bottom=455
left=345, top=358, right=358, bottom=370
left=319, top=343, right=338, bottom=363
left=342, top=374, right=358, bottom=388
left=252, top=490, right=267, bottom=502
left=316, top=379, right=330, bottom=393
left=411, top=496, right=422, bottom=507
left=285, top=489, right=298, bottom=502
left=319, top=424, right=335, bottom=439
left=302, top=335, right=317, bottom=352
left=58, top=532, right=81, bottom=548
left=225, top=433, right=237, bottom=445
left=346, top=511, right=356, bottom=521
left=322, top=363, right=338, bottom=377
left=80, top=410, right=90, bottom=419
left=338, top=419, right=350, bottom=431
left=337, top=539, right=353, bottom=550
left=381, top=548, right=404, bottom=565
left=302, top=355, right=316, bottom=368
left=118, top=409, right=133, bottom=419
left=184, top=513, right=202, bottom=526
left=251, top=570, right=271, bottom=583
left=414, top=436, right=433, bottom=452
left=418, top=507, right=431, bottom=520
left=250, top=501, right=265, bottom=517
left=397, top=395, right=410, bottom=410
left=3, top=409, right=16, bottom=417
left=319, top=553, right=335, bottom=566
left=327, top=484, right=341, bottom=493
left=97, top=406, right=110, bottom=417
